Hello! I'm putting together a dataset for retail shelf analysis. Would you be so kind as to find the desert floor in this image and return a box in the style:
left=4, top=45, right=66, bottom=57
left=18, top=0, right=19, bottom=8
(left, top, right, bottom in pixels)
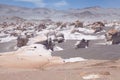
left=0, top=54, right=120, bottom=80
left=0, top=40, right=120, bottom=80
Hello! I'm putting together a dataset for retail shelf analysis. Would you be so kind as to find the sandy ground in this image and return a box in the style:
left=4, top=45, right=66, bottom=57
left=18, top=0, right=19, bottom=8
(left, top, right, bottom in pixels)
left=0, top=53, right=64, bottom=69
left=0, top=57, right=120, bottom=80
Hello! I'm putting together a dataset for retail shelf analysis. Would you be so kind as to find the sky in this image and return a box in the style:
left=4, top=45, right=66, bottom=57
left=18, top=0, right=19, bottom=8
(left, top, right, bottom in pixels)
left=0, top=0, right=120, bottom=9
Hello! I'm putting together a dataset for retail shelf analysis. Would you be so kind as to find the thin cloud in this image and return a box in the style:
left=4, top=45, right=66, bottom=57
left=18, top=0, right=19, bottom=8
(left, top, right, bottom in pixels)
left=14, top=0, right=46, bottom=7
left=54, top=0, right=68, bottom=7
left=13, top=0, right=69, bottom=9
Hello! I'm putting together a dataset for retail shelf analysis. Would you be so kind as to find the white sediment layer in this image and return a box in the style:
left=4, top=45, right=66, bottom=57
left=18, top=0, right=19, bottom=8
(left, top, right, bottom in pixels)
left=60, top=29, right=99, bottom=40
left=82, top=74, right=100, bottom=80
left=54, top=46, right=64, bottom=51
left=16, top=44, right=51, bottom=57
left=64, top=57, right=87, bottom=63
left=0, top=36, right=16, bottom=43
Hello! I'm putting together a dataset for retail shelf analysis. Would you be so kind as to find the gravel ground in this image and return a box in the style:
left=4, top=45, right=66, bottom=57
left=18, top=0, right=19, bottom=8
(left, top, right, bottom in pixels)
left=0, top=40, right=17, bottom=53
left=52, top=40, right=120, bottom=60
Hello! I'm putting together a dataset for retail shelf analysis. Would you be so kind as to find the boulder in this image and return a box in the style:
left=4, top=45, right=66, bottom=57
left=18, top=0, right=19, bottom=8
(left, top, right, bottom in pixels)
left=17, top=35, right=29, bottom=47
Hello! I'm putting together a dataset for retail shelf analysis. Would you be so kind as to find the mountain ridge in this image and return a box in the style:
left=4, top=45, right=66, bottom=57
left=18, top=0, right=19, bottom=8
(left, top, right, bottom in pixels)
left=0, top=4, right=120, bottom=22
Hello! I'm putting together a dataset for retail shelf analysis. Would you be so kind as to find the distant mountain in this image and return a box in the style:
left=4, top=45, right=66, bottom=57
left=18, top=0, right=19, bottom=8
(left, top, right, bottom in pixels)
left=0, top=4, right=120, bottom=22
